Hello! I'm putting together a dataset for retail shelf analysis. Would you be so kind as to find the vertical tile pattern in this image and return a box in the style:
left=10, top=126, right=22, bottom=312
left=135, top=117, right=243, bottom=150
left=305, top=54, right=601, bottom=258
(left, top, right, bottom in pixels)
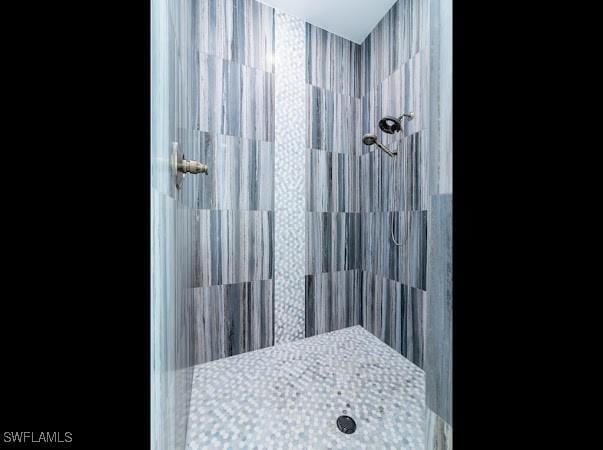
left=152, top=0, right=205, bottom=447
left=358, top=0, right=433, bottom=395
left=359, top=0, right=452, bottom=439
left=151, top=0, right=171, bottom=445
left=426, top=408, right=453, bottom=450
left=192, top=0, right=276, bottom=367
left=426, top=194, right=452, bottom=423
left=426, top=0, right=453, bottom=426
left=197, top=53, right=274, bottom=142
left=428, top=0, right=452, bottom=195
left=179, top=130, right=274, bottom=211
left=361, top=271, right=426, bottom=368
left=304, top=24, right=364, bottom=341
left=306, top=150, right=361, bottom=212
left=193, top=279, right=274, bottom=363
left=360, top=0, right=429, bottom=96
left=194, top=210, right=274, bottom=287
left=306, top=24, right=361, bottom=97
left=304, top=271, right=363, bottom=338
left=197, top=0, right=275, bottom=73
left=306, top=85, right=362, bottom=155
left=360, top=210, right=427, bottom=290
left=274, top=12, right=306, bottom=344
left=306, top=213, right=361, bottom=274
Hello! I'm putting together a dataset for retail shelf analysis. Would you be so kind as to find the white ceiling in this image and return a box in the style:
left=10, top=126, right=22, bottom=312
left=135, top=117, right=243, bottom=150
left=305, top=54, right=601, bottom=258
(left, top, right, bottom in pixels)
left=258, top=0, right=397, bottom=44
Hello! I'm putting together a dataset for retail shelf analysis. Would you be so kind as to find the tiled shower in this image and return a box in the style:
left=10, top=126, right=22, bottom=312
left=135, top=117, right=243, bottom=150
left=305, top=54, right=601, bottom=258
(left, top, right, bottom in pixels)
left=151, top=0, right=451, bottom=447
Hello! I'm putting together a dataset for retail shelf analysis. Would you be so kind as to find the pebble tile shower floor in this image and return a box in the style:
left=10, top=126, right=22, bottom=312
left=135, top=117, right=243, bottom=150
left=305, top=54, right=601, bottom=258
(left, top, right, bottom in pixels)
left=186, top=326, right=425, bottom=449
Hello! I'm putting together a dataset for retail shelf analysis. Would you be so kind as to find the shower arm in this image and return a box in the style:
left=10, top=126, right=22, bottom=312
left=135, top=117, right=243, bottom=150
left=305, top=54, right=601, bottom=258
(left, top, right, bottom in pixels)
left=375, top=140, right=397, bottom=157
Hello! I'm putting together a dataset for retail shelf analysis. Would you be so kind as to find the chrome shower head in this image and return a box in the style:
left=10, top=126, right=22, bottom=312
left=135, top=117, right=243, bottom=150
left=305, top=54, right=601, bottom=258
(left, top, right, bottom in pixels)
left=362, top=134, right=378, bottom=146
left=378, top=112, right=415, bottom=134
left=362, top=133, right=397, bottom=157
left=378, top=116, right=402, bottom=134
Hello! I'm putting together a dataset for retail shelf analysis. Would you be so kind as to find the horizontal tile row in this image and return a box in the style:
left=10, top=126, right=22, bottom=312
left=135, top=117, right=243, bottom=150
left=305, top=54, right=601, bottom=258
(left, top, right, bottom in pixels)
left=194, top=210, right=274, bottom=287
left=361, top=210, right=427, bottom=290
left=306, top=150, right=361, bottom=212
left=305, top=23, right=362, bottom=97
left=359, top=131, right=429, bottom=212
left=361, top=271, right=425, bottom=368
left=306, top=85, right=362, bottom=155
left=305, top=270, right=363, bottom=337
left=362, top=49, right=429, bottom=144
left=177, top=129, right=274, bottom=211
left=360, top=0, right=429, bottom=95
left=195, top=0, right=275, bottom=72
left=198, top=53, right=274, bottom=142
left=194, top=279, right=274, bottom=364
left=306, top=212, right=361, bottom=274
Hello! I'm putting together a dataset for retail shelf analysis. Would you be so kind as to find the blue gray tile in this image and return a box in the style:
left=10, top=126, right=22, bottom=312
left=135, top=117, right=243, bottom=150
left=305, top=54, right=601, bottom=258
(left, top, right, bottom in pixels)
left=177, top=130, right=274, bottom=211
left=196, top=0, right=275, bottom=72
left=361, top=210, right=427, bottom=290
left=359, top=131, right=429, bottom=212
left=306, top=85, right=362, bottom=154
left=198, top=53, right=274, bottom=142
left=306, top=150, right=361, bottom=212
left=362, top=50, right=429, bottom=144
left=426, top=193, right=452, bottom=423
left=361, top=271, right=426, bottom=368
left=194, top=210, right=274, bottom=287
left=360, top=0, right=429, bottom=95
left=426, top=408, right=452, bottom=450
left=305, top=270, right=363, bottom=337
left=306, top=212, right=362, bottom=274
left=194, top=279, right=274, bottom=364
left=306, top=23, right=362, bottom=97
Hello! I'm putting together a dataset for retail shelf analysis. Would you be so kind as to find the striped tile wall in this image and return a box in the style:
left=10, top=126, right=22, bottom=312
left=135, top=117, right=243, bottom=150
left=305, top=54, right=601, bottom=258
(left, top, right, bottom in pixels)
left=357, top=0, right=433, bottom=384
left=304, top=23, right=364, bottom=340
left=191, top=0, right=276, bottom=366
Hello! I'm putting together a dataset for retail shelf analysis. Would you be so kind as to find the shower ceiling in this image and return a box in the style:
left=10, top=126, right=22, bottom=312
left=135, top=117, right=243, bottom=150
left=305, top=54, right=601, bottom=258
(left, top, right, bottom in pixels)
left=257, top=0, right=397, bottom=43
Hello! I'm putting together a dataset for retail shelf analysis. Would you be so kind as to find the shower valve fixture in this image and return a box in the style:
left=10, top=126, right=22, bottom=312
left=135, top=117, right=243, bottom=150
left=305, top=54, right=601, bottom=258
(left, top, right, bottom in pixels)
left=170, top=142, right=208, bottom=189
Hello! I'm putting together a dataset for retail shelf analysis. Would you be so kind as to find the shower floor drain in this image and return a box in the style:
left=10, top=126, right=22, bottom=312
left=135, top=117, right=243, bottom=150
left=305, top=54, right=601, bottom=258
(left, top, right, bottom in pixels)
left=337, top=415, right=356, bottom=434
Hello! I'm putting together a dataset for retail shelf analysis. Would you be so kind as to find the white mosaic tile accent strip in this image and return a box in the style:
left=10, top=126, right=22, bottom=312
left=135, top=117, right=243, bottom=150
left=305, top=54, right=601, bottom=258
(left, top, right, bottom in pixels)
left=186, top=326, right=425, bottom=449
left=274, top=12, right=306, bottom=344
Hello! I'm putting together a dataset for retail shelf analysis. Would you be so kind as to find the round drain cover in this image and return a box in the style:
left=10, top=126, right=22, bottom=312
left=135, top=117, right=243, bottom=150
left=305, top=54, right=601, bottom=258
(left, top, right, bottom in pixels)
left=337, top=415, right=357, bottom=434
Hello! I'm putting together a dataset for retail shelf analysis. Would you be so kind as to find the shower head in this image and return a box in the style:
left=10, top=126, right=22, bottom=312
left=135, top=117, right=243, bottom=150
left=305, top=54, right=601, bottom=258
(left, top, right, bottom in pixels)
left=362, top=134, right=377, bottom=146
left=362, top=133, right=397, bottom=157
left=378, top=116, right=402, bottom=134
left=378, top=112, right=415, bottom=134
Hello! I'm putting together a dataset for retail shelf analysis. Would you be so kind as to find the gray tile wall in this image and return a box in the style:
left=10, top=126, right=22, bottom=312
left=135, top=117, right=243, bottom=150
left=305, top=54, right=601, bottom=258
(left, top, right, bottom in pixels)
left=152, top=2, right=452, bottom=448
left=152, top=0, right=203, bottom=448
left=359, top=0, right=452, bottom=426
left=304, top=23, right=364, bottom=340
left=303, top=0, right=451, bottom=401
left=190, top=0, right=276, bottom=367
left=425, top=0, right=453, bottom=425
left=356, top=0, right=430, bottom=374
